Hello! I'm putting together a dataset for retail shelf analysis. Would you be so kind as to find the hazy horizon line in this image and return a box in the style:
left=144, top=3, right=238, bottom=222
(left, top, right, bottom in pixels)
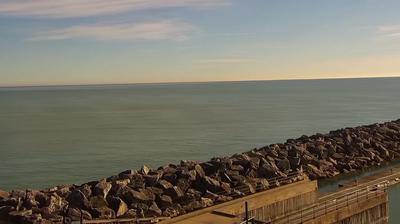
left=1, top=75, right=399, bottom=89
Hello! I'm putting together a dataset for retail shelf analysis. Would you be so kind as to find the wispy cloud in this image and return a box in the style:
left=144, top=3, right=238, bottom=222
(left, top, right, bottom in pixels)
left=0, top=0, right=229, bottom=18
left=31, top=20, right=194, bottom=41
left=377, top=25, right=400, bottom=39
left=197, top=57, right=257, bottom=64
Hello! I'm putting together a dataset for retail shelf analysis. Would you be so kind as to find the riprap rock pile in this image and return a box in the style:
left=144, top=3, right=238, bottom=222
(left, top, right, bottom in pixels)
left=1, top=119, right=400, bottom=223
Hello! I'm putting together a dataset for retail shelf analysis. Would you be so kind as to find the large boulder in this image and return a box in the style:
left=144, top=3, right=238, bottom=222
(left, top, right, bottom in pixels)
left=182, top=201, right=202, bottom=212
left=201, top=176, right=221, bottom=193
left=276, top=158, right=291, bottom=172
left=78, top=184, right=92, bottom=199
left=144, top=175, right=160, bottom=186
left=0, top=206, right=14, bottom=218
left=118, top=170, right=138, bottom=179
left=200, top=197, right=213, bottom=207
left=33, top=191, right=49, bottom=207
left=66, top=190, right=90, bottom=209
left=128, top=174, right=145, bottom=189
left=163, top=207, right=179, bottom=217
left=156, top=195, right=173, bottom=209
left=163, top=186, right=184, bottom=201
left=176, top=178, right=191, bottom=193
left=8, top=209, right=32, bottom=223
left=93, top=181, right=112, bottom=198
left=120, top=209, right=138, bottom=218
left=107, top=196, right=128, bottom=217
left=66, top=208, right=93, bottom=221
left=23, top=197, right=39, bottom=210
left=47, top=194, right=66, bottom=213
left=55, top=185, right=72, bottom=198
left=91, top=207, right=116, bottom=219
left=89, top=196, right=108, bottom=208
left=194, top=164, right=205, bottom=178
left=123, top=190, right=152, bottom=205
left=288, top=156, right=301, bottom=169
left=180, top=169, right=197, bottom=181
left=140, top=165, right=151, bottom=175
left=147, top=202, right=162, bottom=217
left=0, top=197, right=19, bottom=207
left=0, top=190, right=9, bottom=200
left=139, top=188, right=156, bottom=202
left=258, top=162, right=278, bottom=178
left=306, top=164, right=327, bottom=179
left=157, top=180, right=173, bottom=190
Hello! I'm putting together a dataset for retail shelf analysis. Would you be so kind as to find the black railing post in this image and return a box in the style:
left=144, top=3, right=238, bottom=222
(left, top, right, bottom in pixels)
left=300, top=208, right=303, bottom=223
left=313, top=206, right=315, bottom=219
left=245, top=201, right=249, bottom=224
left=80, top=209, right=83, bottom=224
left=356, top=190, right=359, bottom=203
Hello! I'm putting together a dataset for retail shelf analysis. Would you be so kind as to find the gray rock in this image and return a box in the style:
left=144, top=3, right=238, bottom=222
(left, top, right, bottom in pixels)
left=183, top=201, right=202, bottom=212
left=91, top=207, right=115, bottom=219
left=162, top=207, right=179, bottom=217
left=157, top=195, right=173, bottom=208
left=66, top=190, right=90, bottom=209
left=0, top=197, right=19, bottom=207
left=123, top=189, right=152, bottom=205
left=176, top=178, right=191, bottom=193
left=139, top=188, right=156, bottom=202
left=0, top=206, right=14, bottom=218
left=107, top=196, right=128, bottom=217
left=201, top=176, right=221, bottom=193
left=93, top=181, right=112, bottom=198
left=194, top=164, right=205, bottom=178
left=147, top=202, right=162, bottom=217
left=157, top=180, right=173, bottom=190
left=140, top=165, right=151, bottom=175
left=144, top=174, right=160, bottom=186
left=128, top=174, right=145, bottom=189
left=89, top=196, right=108, bottom=208
left=78, top=184, right=92, bottom=199
left=129, top=202, right=149, bottom=214
left=200, top=197, right=213, bottom=207
left=8, top=209, right=32, bottom=223
left=277, top=158, right=291, bottom=172
left=121, top=209, right=138, bottom=218
left=163, top=186, right=184, bottom=201
left=0, top=190, right=9, bottom=200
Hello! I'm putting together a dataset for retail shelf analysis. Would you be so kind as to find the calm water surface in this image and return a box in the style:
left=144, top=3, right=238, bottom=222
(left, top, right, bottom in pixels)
left=1, top=78, right=400, bottom=222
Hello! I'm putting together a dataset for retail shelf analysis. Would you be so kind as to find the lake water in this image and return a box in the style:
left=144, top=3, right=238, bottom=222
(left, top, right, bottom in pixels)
left=1, top=77, right=400, bottom=222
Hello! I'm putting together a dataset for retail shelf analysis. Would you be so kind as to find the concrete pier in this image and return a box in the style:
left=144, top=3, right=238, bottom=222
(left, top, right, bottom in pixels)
left=157, top=167, right=400, bottom=224
left=159, top=176, right=317, bottom=224
left=248, top=167, right=400, bottom=224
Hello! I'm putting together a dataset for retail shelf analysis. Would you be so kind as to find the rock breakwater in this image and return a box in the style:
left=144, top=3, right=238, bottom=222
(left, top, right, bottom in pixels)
left=1, top=119, right=400, bottom=223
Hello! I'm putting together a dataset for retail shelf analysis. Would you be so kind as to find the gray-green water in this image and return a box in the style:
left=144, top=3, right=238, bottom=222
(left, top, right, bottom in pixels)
left=1, top=77, right=400, bottom=222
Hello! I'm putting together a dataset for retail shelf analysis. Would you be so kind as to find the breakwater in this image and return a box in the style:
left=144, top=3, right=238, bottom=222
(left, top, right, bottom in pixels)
left=1, top=119, right=400, bottom=223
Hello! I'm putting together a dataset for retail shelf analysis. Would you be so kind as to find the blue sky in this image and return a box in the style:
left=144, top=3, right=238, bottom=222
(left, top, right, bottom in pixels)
left=1, top=0, right=400, bottom=86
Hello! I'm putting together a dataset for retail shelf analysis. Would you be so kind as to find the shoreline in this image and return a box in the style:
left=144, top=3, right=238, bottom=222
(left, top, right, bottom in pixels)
left=1, top=76, right=400, bottom=89
left=1, top=119, right=400, bottom=223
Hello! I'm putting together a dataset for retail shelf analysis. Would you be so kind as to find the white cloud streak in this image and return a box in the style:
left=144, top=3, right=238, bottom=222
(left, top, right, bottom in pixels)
left=197, top=58, right=257, bottom=64
left=0, top=0, right=229, bottom=18
left=31, top=20, right=194, bottom=41
left=378, top=25, right=400, bottom=39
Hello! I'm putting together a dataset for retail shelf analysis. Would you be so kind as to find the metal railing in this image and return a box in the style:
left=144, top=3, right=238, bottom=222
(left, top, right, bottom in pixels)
left=269, top=181, right=389, bottom=224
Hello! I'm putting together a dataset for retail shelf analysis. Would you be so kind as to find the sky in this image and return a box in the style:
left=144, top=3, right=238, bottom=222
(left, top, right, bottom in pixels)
left=1, top=0, right=400, bottom=86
